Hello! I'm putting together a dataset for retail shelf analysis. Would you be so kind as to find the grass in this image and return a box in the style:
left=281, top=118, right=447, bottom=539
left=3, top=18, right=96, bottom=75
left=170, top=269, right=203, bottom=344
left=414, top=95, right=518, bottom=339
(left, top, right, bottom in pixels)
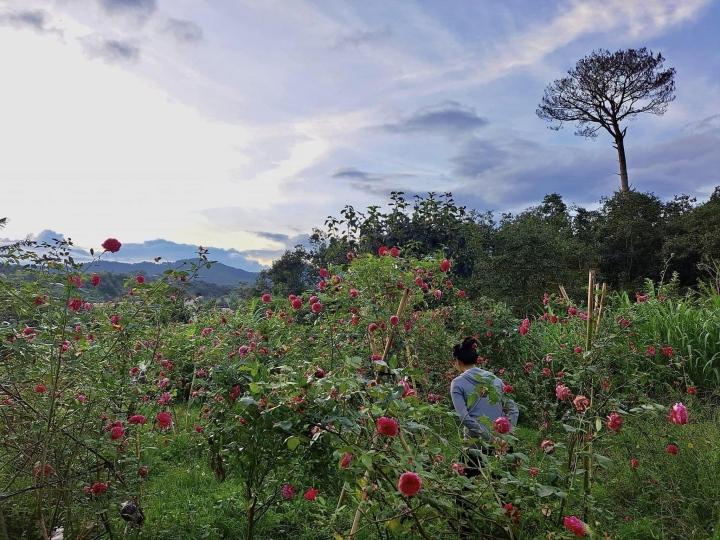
left=594, top=405, right=720, bottom=540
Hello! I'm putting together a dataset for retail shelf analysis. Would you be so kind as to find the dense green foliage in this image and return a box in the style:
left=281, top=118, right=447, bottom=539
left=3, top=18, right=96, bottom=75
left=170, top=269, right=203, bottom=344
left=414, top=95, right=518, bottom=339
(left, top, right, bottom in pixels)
left=2, top=238, right=719, bottom=539
left=264, top=189, right=720, bottom=313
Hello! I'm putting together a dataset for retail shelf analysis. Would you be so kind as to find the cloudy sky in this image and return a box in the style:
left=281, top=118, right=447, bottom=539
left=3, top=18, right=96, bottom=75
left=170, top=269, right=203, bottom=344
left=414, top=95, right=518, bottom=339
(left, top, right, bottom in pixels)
left=1, top=0, right=719, bottom=270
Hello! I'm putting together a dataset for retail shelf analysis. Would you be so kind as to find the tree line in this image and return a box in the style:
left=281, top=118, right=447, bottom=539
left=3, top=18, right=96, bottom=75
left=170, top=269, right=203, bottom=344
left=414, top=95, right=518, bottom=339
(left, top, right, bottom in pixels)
left=256, top=188, right=720, bottom=313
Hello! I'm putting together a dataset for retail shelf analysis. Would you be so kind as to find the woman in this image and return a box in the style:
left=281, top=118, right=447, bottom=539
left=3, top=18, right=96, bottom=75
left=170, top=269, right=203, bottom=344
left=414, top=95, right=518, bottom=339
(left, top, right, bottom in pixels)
left=450, top=336, right=519, bottom=476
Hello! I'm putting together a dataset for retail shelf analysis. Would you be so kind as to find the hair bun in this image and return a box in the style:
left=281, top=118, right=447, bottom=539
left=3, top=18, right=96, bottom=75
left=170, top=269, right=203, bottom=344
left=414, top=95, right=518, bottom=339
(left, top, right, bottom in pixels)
left=453, top=337, right=479, bottom=365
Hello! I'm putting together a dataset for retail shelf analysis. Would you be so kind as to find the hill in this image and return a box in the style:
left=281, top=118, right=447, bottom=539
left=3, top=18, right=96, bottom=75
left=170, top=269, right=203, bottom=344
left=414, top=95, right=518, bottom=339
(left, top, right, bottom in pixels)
left=84, top=258, right=258, bottom=287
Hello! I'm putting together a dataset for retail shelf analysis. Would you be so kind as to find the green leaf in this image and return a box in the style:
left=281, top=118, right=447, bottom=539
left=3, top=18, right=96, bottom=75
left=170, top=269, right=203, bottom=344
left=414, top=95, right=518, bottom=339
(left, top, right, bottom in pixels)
left=274, top=420, right=293, bottom=432
left=536, top=484, right=556, bottom=497
left=360, top=453, right=373, bottom=470
left=404, top=421, right=428, bottom=432
left=467, top=393, right=479, bottom=407
left=593, top=453, right=612, bottom=469
left=285, top=436, right=301, bottom=450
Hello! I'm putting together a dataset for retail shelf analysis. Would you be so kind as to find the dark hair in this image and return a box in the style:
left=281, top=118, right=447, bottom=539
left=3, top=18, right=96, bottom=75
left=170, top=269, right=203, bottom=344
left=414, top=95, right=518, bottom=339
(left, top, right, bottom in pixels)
left=453, top=337, right=479, bottom=365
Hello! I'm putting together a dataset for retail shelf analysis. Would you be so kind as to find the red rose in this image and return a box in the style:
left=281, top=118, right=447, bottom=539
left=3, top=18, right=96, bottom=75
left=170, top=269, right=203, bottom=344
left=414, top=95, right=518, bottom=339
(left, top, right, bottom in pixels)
left=34, top=383, right=47, bottom=393
left=518, top=318, right=530, bottom=336
left=439, top=259, right=451, bottom=272
left=606, top=412, right=623, bottom=432
left=68, top=298, right=83, bottom=312
left=319, top=267, right=329, bottom=278
left=110, top=425, right=125, bottom=440
left=378, top=246, right=389, bottom=256
left=90, top=273, right=101, bottom=286
left=261, top=293, right=271, bottom=303
left=376, top=416, right=399, bottom=436
left=156, top=411, right=173, bottom=430
left=666, top=443, right=679, bottom=455
left=291, top=298, right=302, bottom=310
left=493, top=416, right=511, bottom=434
left=281, top=483, right=296, bottom=499
left=389, top=246, right=400, bottom=257
left=389, top=315, right=399, bottom=326
left=668, top=402, right=688, bottom=425
left=397, top=471, right=422, bottom=497
left=303, top=487, right=319, bottom=501
left=630, top=456, right=639, bottom=469
left=563, top=515, right=587, bottom=537
left=128, top=414, right=147, bottom=425
left=311, top=302, right=323, bottom=314
left=135, top=275, right=145, bottom=284
left=339, top=452, right=353, bottom=469
left=573, top=395, right=590, bottom=413
left=101, top=238, right=121, bottom=253
left=86, top=481, right=110, bottom=496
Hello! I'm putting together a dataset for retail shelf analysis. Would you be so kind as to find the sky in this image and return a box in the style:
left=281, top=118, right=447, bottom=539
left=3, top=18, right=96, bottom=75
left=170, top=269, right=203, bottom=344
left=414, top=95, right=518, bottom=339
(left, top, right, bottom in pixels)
left=1, top=0, right=719, bottom=270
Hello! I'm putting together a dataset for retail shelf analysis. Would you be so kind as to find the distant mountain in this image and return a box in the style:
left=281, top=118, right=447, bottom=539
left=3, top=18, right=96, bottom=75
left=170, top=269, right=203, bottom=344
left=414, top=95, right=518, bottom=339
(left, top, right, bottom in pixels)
left=84, top=259, right=259, bottom=287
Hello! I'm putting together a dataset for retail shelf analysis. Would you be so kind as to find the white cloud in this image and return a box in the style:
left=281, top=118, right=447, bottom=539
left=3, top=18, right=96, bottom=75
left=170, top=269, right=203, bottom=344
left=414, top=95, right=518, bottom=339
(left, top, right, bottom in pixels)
left=390, top=0, right=710, bottom=95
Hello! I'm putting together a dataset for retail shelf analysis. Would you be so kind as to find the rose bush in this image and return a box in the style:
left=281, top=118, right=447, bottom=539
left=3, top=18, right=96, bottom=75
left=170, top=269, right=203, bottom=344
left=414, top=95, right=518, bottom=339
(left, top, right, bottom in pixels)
left=1, top=241, right=716, bottom=539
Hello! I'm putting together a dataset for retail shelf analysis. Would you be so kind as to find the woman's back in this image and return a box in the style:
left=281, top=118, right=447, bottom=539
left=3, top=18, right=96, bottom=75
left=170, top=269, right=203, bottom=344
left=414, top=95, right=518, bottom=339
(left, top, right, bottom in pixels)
left=450, top=366, right=519, bottom=440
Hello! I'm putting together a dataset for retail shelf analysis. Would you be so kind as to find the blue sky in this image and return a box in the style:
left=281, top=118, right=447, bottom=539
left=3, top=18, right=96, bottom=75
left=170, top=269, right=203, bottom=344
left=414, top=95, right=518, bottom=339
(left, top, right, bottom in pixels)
left=1, top=0, right=718, bottom=270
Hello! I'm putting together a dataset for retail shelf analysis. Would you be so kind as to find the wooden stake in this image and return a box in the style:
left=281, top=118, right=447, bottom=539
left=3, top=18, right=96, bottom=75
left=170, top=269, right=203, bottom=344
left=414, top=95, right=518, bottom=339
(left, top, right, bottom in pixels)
left=381, top=288, right=411, bottom=361
left=582, top=270, right=596, bottom=522
left=594, top=283, right=607, bottom=335
left=350, top=289, right=412, bottom=540
left=558, top=284, right=570, bottom=303
left=584, top=271, right=595, bottom=351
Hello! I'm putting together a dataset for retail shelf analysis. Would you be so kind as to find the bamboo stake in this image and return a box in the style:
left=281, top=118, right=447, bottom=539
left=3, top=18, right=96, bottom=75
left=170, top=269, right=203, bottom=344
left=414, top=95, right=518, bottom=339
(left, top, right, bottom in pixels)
left=347, top=456, right=372, bottom=540
left=594, top=283, right=607, bottom=335
left=558, top=285, right=570, bottom=303
left=582, top=270, right=595, bottom=521
left=381, top=288, right=411, bottom=361
left=349, top=289, right=412, bottom=540
left=584, top=271, right=595, bottom=351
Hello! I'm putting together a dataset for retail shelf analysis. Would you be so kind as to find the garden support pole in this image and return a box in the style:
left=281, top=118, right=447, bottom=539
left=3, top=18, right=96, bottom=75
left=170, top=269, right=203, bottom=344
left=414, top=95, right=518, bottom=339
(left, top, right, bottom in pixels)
left=382, top=288, right=411, bottom=361
left=594, top=283, right=607, bottom=335
left=583, top=270, right=596, bottom=521
left=350, top=289, right=411, bottom=539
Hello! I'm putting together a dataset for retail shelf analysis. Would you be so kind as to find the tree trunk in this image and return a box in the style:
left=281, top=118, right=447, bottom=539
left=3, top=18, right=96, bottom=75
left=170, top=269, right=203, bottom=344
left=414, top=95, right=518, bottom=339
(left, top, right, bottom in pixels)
left=614, top=135, right=629, bottom=192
